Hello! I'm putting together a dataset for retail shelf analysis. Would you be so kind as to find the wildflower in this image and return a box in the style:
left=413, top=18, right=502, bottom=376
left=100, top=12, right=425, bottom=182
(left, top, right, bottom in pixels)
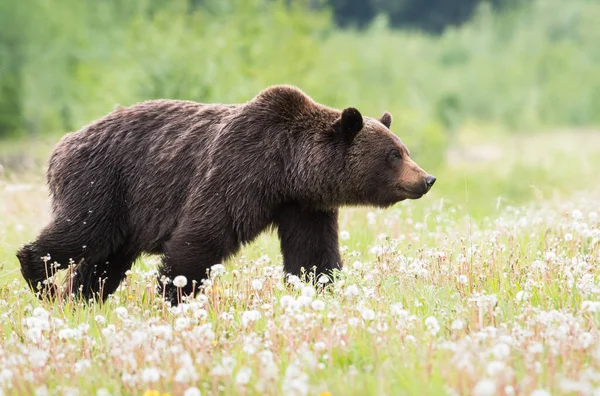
left=425, top=316, right=440, bottom=336
left=473, top=379, right=496, bottom=396
left=251, top=279, right=264, bottom=291
left=314, top=341, right=327, bottom=351
left=376, top=321, right=389, bottom=332
left=530, top=390, right=550, bottom=396
left=27, top=348, right=49, bottom=368
left=369, top=245, right=388, bottom=256
left=528, top=342, right=544, bottom=354
left=183, top=387, right=201, bottom=396
left=141, top=368, right=160, bottom=383
left=143, top=391, right=160, bottom=396
left=210, top=264, right=226, bottom=277
left=175, top=317, right=190, bottom=331
left=241, top=310, right=261, bottom=327
left=235, top=367, right=252, bottom=385
left=486, top=361, right=505, bottom=376
left=149, top=324, right=173, bottom=340
left=318, top=275, right=330, bottom=284
left=286, top=274, right=302, bottom=287
left=492, top=343, right=511, bottom=360
left=345, top=284, right=360, bottom=297
left=0, top=369, right=13, bottom=387
left=311, top=299, right=325, bottom=311
left=451, top=319, right=464, bottom=331
left=282, top=364, right=309, bottom=396
left=367, top=211, right=376, bottom=225
left=96, top=389, right=111, bottom=396
left=114, top=306, right=128, bottom=319
left=339, top=230, right=350, bottom=240
left=515, top=290, right=530, bottom=302
left=280, top=295, right=295, bottom=308
left=577, top=332, right=594, bottom=349
left=58, top=328, right=76, bottom=340
left=582, top=300, right=600, bottom=312
left=301, top=286, right=316, bottom=298
left=361, top=308, right=375, bottom=321
left=74, top=359, right=91, bottom=373
left=32, top=307, right=49, bottom=318
left=35, top=385, right=49, bottom=396
left=174, top=365, right=198, bottom=383
left=63, top=388, right=79, bottom=396
left=173, top=275, right=187, bottom=288
left=564, top=233, right=573, bottom=242
left=457, top=275, right=468, bottom=284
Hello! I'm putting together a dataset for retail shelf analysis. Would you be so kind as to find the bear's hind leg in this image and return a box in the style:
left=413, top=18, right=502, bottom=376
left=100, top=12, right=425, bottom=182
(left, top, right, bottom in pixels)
left=68, top=244, right=141, bottom=302
left=275, top=204, right=342, bottom=283
left=17, top=220, right=91, bottom=298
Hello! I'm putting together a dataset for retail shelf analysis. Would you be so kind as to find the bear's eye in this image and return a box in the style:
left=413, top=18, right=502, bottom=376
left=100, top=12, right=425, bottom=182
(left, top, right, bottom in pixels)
left=390, top=149, right=402, bottom=161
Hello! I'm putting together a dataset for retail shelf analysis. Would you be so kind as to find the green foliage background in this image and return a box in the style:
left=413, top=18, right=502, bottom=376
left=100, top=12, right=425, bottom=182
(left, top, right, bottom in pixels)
left=1, top=0, right=599, bottom=172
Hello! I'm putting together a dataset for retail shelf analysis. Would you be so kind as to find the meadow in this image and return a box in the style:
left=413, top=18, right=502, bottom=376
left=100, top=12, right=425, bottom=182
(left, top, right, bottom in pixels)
left=2, top=0, right=600, bottom=394
left=1, top=130, right=600, bottom=395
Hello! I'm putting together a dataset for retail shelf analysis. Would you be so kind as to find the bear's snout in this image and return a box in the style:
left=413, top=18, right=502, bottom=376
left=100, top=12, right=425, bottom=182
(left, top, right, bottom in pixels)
left=424, top=175, right=436, bottom=191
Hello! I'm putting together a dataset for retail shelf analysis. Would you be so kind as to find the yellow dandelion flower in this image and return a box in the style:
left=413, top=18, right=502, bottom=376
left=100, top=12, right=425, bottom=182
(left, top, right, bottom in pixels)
left=320, top=392, right=332, bottom=396
left=143, top=390, right=160, bottom=396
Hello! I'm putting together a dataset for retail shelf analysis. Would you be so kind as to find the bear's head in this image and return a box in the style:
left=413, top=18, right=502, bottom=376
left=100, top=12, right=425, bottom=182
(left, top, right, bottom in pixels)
left=333, top=107, right=436, bottom=208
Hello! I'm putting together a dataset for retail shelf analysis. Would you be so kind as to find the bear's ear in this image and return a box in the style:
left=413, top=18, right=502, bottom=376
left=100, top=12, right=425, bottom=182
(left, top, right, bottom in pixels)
left=333, top=107, right=363, bottom=139
left=379, top=112, right=392, bottom=128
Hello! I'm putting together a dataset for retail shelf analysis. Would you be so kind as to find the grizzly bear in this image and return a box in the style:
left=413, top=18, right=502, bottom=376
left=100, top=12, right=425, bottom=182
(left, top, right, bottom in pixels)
left=17, top=85, right=435, bottom=305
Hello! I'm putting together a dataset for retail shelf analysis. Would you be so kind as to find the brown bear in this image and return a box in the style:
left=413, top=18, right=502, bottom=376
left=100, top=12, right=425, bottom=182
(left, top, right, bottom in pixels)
left=17, top=85, right=435, bottom=305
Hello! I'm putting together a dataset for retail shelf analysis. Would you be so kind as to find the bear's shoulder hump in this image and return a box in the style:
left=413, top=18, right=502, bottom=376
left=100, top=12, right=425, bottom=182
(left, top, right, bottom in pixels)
left=251, top=85, right=312, bottom=111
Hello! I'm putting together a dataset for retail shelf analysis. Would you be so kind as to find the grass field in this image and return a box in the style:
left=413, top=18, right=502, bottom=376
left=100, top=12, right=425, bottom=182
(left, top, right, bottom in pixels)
left=1, top=131, right=600, bottom=395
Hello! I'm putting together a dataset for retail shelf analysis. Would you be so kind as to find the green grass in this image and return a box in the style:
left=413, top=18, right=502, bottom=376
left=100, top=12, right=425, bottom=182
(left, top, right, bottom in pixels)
left=1, top=130, right=600, bottom=395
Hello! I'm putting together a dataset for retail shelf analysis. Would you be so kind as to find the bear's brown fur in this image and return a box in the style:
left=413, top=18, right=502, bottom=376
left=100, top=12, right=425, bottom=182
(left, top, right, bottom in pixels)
left=17, top=85, right=435, bottom=304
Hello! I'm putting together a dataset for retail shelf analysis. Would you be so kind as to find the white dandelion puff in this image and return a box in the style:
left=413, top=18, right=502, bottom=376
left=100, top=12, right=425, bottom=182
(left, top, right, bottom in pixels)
left=173, top=275, right=188, bottom=288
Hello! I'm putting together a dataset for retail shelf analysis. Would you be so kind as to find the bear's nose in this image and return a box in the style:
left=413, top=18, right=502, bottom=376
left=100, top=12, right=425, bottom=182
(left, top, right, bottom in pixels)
left=425, top=175, right=436, bottom=190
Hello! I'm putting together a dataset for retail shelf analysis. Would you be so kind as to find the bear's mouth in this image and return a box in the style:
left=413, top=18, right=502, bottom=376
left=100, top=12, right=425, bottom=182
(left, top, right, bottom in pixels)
left=397, top=186, right=425, bottom=199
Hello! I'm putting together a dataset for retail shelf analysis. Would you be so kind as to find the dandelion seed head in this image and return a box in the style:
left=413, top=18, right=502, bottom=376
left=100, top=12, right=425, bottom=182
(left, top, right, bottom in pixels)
left=183, top=387, right=201, bottom=396
left=251, top=278, right=264, bottom=291
left=173, top=275, right=188, bottom=288
left=141, top=367, right=160, bottom=383
left=473, top=379, right=496, bottom=396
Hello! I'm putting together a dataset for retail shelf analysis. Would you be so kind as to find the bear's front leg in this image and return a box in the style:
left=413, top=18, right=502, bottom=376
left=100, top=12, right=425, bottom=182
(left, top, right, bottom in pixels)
left=276, top=204, right=342, bottom=283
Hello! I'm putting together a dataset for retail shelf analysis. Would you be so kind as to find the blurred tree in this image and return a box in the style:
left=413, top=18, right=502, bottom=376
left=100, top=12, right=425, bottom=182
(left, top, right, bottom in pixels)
left=375, top=0, right=484, bottom=33
left=0, top=1, right=27, bottom=137
left=328, top=0, right=376, bottom=28
left=327, top=0, right=513, bottom=33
